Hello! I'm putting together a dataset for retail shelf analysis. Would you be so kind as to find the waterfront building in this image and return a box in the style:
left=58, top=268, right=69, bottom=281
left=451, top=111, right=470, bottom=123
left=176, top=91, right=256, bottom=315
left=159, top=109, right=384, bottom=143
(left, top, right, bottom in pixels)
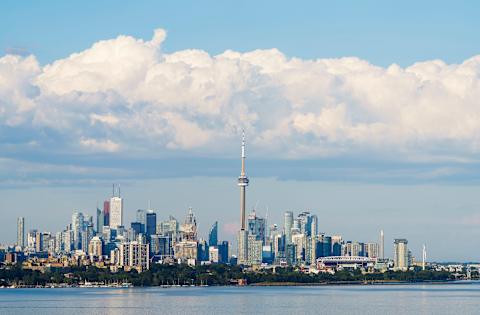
left=208, top=221, right=218, bottom=247
left=17, top=217, right=25, bottom=248
left=117, top=239, right=149, bottom=272
left=394, top=239, right=409, bottom=271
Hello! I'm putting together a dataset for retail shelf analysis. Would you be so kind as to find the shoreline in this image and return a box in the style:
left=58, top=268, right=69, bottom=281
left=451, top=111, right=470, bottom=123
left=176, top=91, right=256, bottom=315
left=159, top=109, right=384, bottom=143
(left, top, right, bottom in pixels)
left=3, top=279, right=477, bottom=289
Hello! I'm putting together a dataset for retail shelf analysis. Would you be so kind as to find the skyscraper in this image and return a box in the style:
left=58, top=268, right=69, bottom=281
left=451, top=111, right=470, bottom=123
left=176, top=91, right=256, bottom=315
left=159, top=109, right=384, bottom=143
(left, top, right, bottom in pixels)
left=136, top=209, right=147, bottom=233
left=208, top=221, right=218, bottom=247
left=145, top=210, right=157, bottom=239
left=394, top=238, right=409, bottom=271
left=110, top=185, right=123, bottom=229
left=284, top=211, right=293, bottom=245
left=365, top=242, right=379, bottom=258
left=237, top=229, right=248, bottom=265
left=17, top=217, right=25, bottom=248
left=72, top=212, right=84, bottom=250
left=103, top=200, right=110, bottom=226
left=96, top=207, right=104, bottom=234
left=247, top=210, right=266, bottom=244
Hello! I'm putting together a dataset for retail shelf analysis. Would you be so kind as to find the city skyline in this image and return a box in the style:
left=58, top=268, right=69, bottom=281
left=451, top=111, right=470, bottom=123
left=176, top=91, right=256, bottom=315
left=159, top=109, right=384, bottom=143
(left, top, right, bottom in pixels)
left=0, top=134, right=462, bottom=263
left=2, top=1, right=480, bottom=262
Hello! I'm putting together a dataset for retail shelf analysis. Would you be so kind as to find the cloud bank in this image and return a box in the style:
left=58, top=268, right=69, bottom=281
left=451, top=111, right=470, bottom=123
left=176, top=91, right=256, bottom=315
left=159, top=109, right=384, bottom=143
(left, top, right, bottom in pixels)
left=2, top=28, right=480, bottom=183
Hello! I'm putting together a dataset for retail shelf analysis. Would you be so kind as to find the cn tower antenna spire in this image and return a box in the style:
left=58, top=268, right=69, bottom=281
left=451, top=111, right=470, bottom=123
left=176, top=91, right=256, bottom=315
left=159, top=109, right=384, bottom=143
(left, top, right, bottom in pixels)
left=241, top=129, right=246, bottom=176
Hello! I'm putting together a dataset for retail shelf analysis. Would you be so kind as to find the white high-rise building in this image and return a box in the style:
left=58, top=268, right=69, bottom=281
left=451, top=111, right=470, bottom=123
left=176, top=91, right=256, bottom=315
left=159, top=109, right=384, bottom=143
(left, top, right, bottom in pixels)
left=72, top=212, right=84, bottom=250
left=237, top=229, right=248, bottom=265
left=110, top=196, right=123, bottom=228
left=394, top=239, right=409, bottom=271
left=365, top=242, right=379, bottom=258
left=17, top=217, right=25, bottom=248
left=292, top=233, right=306, bottom=263
left=247, top=234, right=263, bottom=265
left=284, top=211, right=293, bottom=245
left=119, top=241, right=149, bottom=272
left=209, top=246, right=220, bottom=263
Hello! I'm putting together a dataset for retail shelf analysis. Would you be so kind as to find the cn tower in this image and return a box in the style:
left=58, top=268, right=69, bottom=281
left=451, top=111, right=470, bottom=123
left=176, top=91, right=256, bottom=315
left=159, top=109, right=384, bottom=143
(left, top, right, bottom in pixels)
left=238, top=131, right=249, bottom=230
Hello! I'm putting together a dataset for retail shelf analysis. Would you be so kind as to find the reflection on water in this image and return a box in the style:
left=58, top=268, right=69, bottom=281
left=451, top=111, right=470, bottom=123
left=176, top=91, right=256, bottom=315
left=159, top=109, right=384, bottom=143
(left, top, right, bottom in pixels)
left=0, top=283, right=479, bottom=315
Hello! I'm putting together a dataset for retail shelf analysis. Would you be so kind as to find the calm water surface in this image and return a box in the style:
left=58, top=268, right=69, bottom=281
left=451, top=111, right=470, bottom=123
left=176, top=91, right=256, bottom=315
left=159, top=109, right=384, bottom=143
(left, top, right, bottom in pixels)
left=1, top=282, right=479, bottom=315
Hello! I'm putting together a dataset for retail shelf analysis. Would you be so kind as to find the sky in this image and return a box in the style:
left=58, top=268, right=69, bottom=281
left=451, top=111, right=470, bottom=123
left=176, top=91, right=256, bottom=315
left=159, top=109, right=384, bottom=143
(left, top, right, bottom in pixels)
left=1, top=1, right=480, bottom=261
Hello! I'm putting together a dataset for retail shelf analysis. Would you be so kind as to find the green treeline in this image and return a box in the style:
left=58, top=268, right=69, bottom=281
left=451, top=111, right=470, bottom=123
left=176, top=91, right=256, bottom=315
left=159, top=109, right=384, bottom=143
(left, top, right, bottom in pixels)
left=0, top=264, right=453, bottom=287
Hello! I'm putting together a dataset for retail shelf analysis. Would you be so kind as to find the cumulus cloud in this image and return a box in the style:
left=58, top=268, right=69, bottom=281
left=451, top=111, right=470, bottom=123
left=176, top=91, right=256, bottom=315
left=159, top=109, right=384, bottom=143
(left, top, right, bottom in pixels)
left=1, top=28, right=480, bottom=164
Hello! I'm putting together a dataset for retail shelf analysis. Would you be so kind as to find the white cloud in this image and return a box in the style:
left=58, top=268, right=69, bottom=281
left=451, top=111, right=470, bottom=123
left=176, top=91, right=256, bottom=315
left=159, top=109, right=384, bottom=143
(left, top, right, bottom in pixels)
left=1, top=28, right=480, bottom=162
left=80, top=138, right=120, bottom=152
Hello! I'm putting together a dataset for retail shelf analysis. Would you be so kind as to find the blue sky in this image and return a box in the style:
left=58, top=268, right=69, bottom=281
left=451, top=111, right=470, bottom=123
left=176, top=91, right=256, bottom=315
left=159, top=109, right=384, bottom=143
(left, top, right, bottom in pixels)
left=1, top=1, right=480, bottom=261
left=2, top=0, right=479, bottom=66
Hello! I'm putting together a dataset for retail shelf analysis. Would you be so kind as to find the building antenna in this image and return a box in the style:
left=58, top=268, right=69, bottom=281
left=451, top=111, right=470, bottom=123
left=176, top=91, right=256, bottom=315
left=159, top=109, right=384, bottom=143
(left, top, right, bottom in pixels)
left=112, top=183, right=115, bottom=197
left=118, top=184, right=121, bottom=197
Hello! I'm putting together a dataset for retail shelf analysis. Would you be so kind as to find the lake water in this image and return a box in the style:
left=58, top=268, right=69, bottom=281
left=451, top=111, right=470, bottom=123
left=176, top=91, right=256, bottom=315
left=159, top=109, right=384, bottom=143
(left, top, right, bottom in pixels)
left=1, top=282, right=479, bottom=314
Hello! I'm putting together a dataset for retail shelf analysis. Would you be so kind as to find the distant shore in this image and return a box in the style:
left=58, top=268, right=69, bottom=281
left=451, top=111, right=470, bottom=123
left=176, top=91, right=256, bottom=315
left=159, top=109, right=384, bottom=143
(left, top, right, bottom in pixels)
left=3, top=279, right=473, bottom=289
left=250, top=279, right=463, bottom=286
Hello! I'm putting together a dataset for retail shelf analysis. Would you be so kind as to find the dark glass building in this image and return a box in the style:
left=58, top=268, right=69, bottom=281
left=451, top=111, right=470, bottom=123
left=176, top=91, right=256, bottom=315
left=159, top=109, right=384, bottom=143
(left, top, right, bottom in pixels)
left=146, top=210, right=157, bottom=240
left=208, top=221, right=218, bottom=247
